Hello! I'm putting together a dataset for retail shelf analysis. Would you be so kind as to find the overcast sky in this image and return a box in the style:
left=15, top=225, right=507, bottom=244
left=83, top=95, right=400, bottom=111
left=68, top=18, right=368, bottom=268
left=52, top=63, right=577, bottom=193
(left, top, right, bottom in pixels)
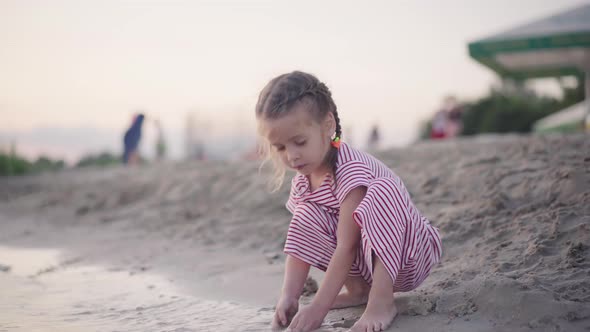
left=0, top=0, right=586, bottom=162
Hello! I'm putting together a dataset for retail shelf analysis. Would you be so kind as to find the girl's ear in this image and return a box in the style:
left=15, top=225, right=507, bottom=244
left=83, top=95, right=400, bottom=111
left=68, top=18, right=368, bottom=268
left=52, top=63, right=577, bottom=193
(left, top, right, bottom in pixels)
left=323, top=112, right=336, bottom=137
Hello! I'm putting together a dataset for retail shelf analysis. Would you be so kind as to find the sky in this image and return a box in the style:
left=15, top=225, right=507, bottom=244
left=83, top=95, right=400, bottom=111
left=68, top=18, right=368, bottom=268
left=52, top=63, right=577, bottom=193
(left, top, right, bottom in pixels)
left=0, top=0, right=587, bottom=163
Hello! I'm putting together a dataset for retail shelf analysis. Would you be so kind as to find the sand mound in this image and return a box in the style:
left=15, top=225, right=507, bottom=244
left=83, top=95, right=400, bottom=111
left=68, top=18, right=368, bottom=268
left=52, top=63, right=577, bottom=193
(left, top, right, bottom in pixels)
left=375, top=133, right=590, bottom=330
left=1, top=133, right=588, bottom=331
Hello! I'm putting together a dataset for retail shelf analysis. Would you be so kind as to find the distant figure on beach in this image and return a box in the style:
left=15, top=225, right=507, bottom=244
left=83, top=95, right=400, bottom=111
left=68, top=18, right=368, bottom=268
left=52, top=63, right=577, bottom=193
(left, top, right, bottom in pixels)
left=122, top=113, right=145, bottom=165
left=154, top=119, right=167, bottom=161
left=430, top=96, right=463, bottom=140
left=444, top=96, right=463, bottom=138
left=367, top=124, right=381, bottom=150
left=255, top=71, right=442, bottom=332
left=184, top=113, right=207, bottom=161
left=430, top=109, right=447, bottom=139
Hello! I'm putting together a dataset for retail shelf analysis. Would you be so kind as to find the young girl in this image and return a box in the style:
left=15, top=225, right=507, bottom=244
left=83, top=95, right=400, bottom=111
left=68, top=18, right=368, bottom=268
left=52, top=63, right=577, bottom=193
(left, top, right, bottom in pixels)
left=256, top=71, right=442, bottom=332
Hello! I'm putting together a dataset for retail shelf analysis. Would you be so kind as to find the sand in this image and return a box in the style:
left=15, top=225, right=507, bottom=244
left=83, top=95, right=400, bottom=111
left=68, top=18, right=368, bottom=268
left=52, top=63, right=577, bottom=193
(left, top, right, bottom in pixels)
left=0, top=133, right=589, bottom=331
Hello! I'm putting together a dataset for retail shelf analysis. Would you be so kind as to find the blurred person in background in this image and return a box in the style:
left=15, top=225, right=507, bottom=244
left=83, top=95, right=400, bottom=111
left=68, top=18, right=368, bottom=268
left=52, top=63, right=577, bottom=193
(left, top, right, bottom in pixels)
left=367, top=124, right=381, bottom=150
left=122, top=113, right=145, bottom=165
left=444, top=96, right=463, bottom=138
left=154, top=119, right=167, bottom=162
left=430, top=109, right=447, bottom=140
left=430, top=96, right=463, bottom=140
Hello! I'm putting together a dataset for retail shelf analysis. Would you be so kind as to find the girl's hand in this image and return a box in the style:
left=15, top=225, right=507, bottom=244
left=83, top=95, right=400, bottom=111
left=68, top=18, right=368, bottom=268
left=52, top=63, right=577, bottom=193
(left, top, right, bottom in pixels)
left=287, top=303, right=329, bottom=332
left=272, top=296, right=299, bottom=331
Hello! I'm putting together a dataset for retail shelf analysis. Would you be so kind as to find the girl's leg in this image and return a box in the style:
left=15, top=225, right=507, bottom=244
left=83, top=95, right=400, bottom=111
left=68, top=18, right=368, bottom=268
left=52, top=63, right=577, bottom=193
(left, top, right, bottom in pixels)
left=331, top=276, right=370, bottom=309
left=351, top=255, right=397, bottom=332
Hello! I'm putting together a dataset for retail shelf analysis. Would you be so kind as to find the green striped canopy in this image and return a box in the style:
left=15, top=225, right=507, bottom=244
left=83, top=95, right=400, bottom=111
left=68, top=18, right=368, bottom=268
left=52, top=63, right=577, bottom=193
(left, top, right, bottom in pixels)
left=468, top=4, right=590, bottom=79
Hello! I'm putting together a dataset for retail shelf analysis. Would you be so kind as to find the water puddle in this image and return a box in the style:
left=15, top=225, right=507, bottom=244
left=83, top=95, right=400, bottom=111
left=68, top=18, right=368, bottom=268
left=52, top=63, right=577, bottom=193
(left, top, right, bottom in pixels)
left=0, top=245, right=273, bottom=332
left=0, top=246, right=61, bottom=277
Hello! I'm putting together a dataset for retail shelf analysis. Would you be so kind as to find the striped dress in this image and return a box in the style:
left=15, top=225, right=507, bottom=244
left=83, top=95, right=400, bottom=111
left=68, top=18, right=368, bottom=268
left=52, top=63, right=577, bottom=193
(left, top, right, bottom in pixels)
left=285, top=142, right=442, bottom=291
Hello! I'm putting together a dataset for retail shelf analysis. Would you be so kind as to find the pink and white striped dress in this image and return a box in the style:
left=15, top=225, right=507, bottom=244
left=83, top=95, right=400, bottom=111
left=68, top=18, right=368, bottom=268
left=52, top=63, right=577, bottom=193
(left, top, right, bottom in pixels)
left=285, top=142, right=442, bottom=291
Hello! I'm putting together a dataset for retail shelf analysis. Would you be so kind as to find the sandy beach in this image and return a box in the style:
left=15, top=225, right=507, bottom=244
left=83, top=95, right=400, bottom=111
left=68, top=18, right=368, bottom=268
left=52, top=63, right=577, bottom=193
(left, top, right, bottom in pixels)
left=1, top=133, right=589, bottom=332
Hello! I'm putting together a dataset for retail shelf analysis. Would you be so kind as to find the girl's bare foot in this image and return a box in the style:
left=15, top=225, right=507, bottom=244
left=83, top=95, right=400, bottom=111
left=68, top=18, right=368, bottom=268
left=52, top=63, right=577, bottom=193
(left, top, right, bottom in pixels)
left=350, top=255, right=398, bottom=331
left=332, top=276, right=371, bottom=309
left=350, top=300, right=397, bottom=331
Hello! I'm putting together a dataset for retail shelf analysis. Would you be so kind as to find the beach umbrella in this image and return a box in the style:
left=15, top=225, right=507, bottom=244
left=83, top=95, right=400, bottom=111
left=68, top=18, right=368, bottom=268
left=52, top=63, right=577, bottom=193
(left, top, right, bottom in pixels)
left=468, top=4, right=590, bottom=132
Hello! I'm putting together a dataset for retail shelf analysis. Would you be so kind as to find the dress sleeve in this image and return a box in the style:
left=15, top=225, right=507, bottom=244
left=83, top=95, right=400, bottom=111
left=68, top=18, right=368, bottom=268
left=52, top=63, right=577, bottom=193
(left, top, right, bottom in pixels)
left=335, top=160, right=372, bottom=204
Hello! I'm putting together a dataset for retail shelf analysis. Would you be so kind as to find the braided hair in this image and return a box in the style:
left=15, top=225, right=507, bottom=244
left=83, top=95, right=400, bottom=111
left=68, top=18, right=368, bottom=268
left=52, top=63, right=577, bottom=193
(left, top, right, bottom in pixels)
left=256, top=71, right=342, bottom=191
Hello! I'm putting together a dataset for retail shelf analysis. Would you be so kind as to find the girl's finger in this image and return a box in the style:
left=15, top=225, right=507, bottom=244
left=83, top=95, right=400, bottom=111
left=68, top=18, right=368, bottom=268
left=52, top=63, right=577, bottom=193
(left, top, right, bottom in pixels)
left=278, top=309, right=287, bottom=326
left=271, top=314, right=281, bottom=330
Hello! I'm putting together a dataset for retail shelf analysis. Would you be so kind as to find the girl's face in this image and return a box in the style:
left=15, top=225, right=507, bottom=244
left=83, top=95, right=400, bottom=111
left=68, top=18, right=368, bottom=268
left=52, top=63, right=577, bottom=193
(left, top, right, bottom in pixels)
left=261, top=104, right=335, bottom=177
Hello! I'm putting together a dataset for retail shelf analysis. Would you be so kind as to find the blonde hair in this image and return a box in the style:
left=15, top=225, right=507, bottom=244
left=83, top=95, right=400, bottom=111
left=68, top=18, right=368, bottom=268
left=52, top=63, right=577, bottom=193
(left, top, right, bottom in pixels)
left=255, top=71, right=342, bottom=192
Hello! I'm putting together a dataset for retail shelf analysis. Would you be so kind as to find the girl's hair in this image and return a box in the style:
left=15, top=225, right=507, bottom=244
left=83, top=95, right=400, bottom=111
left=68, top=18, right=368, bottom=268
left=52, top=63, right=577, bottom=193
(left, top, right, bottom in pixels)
left=255, top=71, right=342, bottom=191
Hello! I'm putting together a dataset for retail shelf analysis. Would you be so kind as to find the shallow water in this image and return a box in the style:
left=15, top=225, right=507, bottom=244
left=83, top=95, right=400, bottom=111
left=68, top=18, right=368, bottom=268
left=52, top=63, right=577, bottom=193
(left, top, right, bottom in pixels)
left=0, top=246, right=61, bottom=277
left=0, top=246, right=273, bottom=332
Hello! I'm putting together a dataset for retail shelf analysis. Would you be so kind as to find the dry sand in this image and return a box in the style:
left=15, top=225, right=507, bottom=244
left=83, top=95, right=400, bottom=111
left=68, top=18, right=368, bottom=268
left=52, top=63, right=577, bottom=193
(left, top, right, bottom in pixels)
left=0, top=133, right=589, bottom=331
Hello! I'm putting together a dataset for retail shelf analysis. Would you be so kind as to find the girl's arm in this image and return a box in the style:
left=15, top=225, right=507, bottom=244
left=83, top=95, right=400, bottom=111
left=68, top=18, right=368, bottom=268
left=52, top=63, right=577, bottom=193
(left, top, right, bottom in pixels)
left=281, top=254, right=311, bottom=300
left=272, top=255, right=310, bottom=329
left=310, top=186, right=366, bottom=310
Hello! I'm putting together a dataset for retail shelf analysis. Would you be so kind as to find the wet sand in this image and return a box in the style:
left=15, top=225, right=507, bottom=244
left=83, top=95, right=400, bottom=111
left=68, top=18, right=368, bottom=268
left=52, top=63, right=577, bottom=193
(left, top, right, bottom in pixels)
left=1, top=133, right=589, bottom=331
